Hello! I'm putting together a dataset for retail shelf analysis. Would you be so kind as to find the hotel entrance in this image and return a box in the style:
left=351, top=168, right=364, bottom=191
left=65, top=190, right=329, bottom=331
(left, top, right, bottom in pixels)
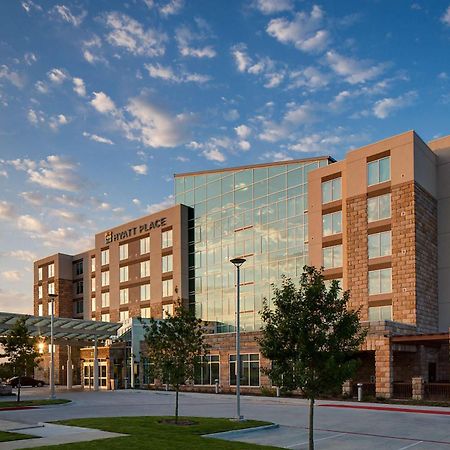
left=83, top=359, right=108, bottom=389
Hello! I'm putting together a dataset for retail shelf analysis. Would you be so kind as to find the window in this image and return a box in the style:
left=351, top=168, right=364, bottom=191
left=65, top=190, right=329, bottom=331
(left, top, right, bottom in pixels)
left=91, top=257, right=95, bottom=272
left=120, top=310, right=129, bottom=322
left=323, top=245, right=343, bottom=269
left=120, top=288, right=129, bottom=304
left=48, top=263, right=55, bottom=278
left=119, top=244, right=128, bottom=261
left=38, top=304, right=43, bottom=316
left=368, top=305, right=392, bottom=322
left=120, top=266, right=129, bottom=282
left=47, top=302, right=53, bottom=315
left=74, top=299, right=83, bottom=315
left=140, top=283, right=151, bottom=301
left=163, top=279, right=173, bottom=297
left=162, top=254, right=173, bottom=273
left=140, top=236, right=150, bottom=255
left=368, top=231, right=391, bottom=259
left=368, top=156, right=390, bottom=186
left=194, top=355, right=220, bottom=385
left=322, top=177, right=342, bottom=204
left=162, top=229, right=173, bottom=248
left=91, top=277, right=96, bottom=292
left=101, top=249, right=109, bottom=266
left=141, top=306, right=151, bottom=318
left=48, top=282, right=55, bottom=295
left=38, top=267, right=43, bottom=280
left=38, top=285, right=43, bottom=299
left=48, top=344, right=56, bottom=354
left=75, top=280, right=83, bottom=295
left=91, top=297, right=96, bottom=312
left=101, top=271, right=109, bottom=287
left=368, top=193, right=391, bottom=222
left=324, top=278, right=343, bottom=290
left=322, top=210, right=342, bottom=236
left=101, top=313, right=110, bottom=322
left=74, top=260, right=83, bottom=276
left=101, top=291, right=110, bottom=307
left=368, top=268, right=392, bottom=295
left=230, top=354, right=260, bottom=386
left=162, top=303, right=173, bottom=318
left=140, top=260, right=150, bottom=278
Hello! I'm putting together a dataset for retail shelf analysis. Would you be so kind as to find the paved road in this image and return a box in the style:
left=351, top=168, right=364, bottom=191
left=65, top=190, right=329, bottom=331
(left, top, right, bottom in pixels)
left=1, top=387, right=449, bottom=449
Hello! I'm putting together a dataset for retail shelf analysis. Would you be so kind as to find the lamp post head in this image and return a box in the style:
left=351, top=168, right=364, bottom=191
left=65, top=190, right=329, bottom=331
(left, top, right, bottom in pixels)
left=230, top=257, right=246, bottom=268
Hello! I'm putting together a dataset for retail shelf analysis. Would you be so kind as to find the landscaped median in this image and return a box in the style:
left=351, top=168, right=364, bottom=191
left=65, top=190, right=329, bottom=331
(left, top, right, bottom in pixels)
left=28, top=416, right=281, bottom=449
left=0, top=399, right=71, bottom=410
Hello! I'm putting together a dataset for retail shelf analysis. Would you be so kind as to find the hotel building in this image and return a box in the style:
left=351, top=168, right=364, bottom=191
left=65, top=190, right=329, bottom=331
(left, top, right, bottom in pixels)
left=33, top=130, right=450, bottom=398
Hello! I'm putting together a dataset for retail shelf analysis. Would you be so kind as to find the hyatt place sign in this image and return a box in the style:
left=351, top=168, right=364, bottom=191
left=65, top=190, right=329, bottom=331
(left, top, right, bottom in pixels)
left=105, top=217, right=167, bottom=244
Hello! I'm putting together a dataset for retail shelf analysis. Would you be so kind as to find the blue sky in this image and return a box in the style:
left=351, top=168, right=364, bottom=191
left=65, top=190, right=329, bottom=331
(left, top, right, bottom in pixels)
left=0, top=0, right=449, bottom=314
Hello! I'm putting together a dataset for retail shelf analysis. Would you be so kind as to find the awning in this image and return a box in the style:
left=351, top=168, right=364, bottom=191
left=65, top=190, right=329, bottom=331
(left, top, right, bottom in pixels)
left=391, top=332, right=449, bottom=346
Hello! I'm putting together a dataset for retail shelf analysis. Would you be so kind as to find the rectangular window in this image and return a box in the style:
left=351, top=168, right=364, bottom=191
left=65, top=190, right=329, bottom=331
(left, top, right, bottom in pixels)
left=38, top=285, right=43, bottom=299
left=368, top=156, right=390, bottom=186
left=74, top=260, right=83, bottom=276
left=368, top=193, right=391, bottom=222
left=47, top=302, right=53, bottom=315
left=48, top=263, right=55, bottom=278
left=162, top=303, right=173, bottom=318
left=120, top=288, right=129, bottom=304
left=38, top=304, right=43, bottom=316
left=162, top=254, right=173, bottom=273
left=368, top=305, right=392, bottom=322
left=38, top=267, right=43, bottom=280
left=91, top=297, right=96, bottom=312
left=324, top=278, right=343, bottom=290
left=322, top=210, right=342, bottom=236
left=74, top=299, right=83, bottom=315
left=119, top=244, right=128, bottom=261
left=323, top=245, right=343, bottom=269
left=368, top=268, right=392, bottom=295
left=48, top=282, right=55, bottom=295
left=322, top=177, right=342, bottom=204
left=140, top=236, right=150, bottom=255
left=140, top=260, right=150, bottom=278
left=101, top=291, right=110, bottom=307
left=119, top=266, right=129, bottom=282
left=163, top=279, right=173, bottom=297
left=141, top=306, right=151, bottom=318
left=194, top=355, right=220, bottom=385
left=91, top=257, right=95, bottom=272
left=75, top=280, right=83, bottom=295
left=230, top=354, right=260, bottom=386
left=101, top=271, right=109, bottom=287
left=91, top=277, right=95, bottom=292
left=101, top=313, right=110, bottom=322
left=140, top=283, right=151, bottom=301
left=101, top=249, right=109, bottom=266
left=120, top=310, right=129, bottom=322
left=368, top=231, right=392, bottom=259
left=162, top=229, right=173, bottom=248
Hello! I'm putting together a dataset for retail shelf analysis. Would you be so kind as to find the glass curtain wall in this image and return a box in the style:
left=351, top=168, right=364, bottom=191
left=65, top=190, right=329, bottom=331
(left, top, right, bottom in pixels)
left=175, top=159, right=329, bottom=333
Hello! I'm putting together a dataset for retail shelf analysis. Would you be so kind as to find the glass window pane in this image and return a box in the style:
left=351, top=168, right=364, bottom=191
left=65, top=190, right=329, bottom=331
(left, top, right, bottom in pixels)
left=380, top=231, right=391, bottom=256
left=368, top=307, right=379, bottom=322
left=379, top=194, right=391, bottom=219
left=194, top=186, right=206, bottom=203
left=334, top=211, right=342, bottom=233
left=268, top=174, right=286, bottom=194
left=368, top=234, right=378, bottom=259
left=368, top=271, right=379, bottom=295
left=381, top=305, right=392, bottom=320
left=334, top=245, right=343, bottom=267
left=332, top=178, right=342, bottom=200
left=323, top=213, right=332, bottom=237
left=254, top=167, right=268, bottom=182
left=322, top=181, right=332, bottom=203
left=235, top=170, right=252, bottom=189
left=380, top=268, right=392, bottom=293
left=367, top=197, right=378, bottom=222
left=379, top=157, right=390, bottom=183
left=222, top=174, right=234, bottom=193
left=207, top=180, right=221, bottom=198
left=194, top=174, right=206, bottom=188
left=368, top=161, right=378, bottom=186
left=323, top=247, right=332, bottom=269
left=287, top=168, right=303, bottom=188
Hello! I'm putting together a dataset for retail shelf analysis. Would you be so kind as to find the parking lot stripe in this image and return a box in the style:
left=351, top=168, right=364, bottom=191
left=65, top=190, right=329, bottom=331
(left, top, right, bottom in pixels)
left=397, top=441, right=424, bottom=450
left=286, top=432, right=346, bottom=448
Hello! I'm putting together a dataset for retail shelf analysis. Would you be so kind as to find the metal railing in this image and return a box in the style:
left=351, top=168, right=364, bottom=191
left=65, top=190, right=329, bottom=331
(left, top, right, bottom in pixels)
left=424, top=383, right=450, bottom=401
left=392, top=382, right=412, bottom=399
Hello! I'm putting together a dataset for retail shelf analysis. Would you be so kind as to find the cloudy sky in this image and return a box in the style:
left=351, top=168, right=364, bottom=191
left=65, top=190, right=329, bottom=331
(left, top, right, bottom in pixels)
left=1, top=0, right=449, bottom=314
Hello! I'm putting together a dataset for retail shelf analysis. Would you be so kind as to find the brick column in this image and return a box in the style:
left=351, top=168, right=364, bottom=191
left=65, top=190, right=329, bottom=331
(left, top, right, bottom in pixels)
left=412, top=376, right=424, bottom=400
left=375, top=338, right=393, bottom=398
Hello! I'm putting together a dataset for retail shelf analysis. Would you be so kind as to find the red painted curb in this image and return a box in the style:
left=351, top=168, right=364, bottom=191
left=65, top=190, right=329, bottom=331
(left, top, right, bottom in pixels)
left=320, top=403, right=450, bottom=415
left=0, top=406, right=36, bottom=411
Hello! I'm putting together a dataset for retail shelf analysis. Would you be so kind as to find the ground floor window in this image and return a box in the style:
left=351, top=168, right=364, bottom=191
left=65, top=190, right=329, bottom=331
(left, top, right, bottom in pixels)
left=194, top=355, right=219, bottom=385
left=229, top=354, right=260, bottom=386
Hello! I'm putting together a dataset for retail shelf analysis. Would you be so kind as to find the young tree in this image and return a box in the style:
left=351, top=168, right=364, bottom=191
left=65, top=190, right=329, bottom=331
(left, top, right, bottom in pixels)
left=0, top=317, right=41, bottom=402
left=143, top=302, right=208, bottom=423
left=259, top=266, right=366, bottom=450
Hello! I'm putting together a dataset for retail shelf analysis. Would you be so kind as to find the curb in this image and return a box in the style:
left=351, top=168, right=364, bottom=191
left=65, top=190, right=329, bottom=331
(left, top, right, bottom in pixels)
left=320, top=403, right=450, bottom=415
left=204, top=423, right=279, bottom=439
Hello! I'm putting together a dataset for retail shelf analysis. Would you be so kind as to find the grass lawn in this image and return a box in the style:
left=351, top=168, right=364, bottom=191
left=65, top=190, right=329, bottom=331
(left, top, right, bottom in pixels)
left=0, top=399, right=71, bottom=409
left=33, top=416, right=281, bottom=449
left=0, top=430, right=35, bottom=442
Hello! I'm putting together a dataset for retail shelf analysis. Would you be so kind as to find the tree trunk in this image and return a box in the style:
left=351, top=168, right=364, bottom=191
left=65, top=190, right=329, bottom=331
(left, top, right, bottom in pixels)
left=308, top=397, right=314, bottom=450
left=17, top=376, right=21, bottom=403
left=175, top=387, right=179, bottom=424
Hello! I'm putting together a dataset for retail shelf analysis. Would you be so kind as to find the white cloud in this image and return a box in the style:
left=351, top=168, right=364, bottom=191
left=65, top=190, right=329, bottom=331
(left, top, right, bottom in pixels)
left=91, top=91, right=117, bottom=114
left=0, top=65, right=24, bottom=88
left=175, top=25, right=216, bottom=58
left=144, top=63, right=210, bottom=83
left=35, top=80, right=49, bottom=93
left=284, top=104, right=316, bottom=124
left=104, top=12, right=167, bottom=57
left=442, top=6, right=450, bottom=26
left=20, top=191, right=46, bottom=205
left=203, top=148, right=226, bottom=162
left=238, top=140, right=251, bottom=151
left=288, top=66, right=329, bottom=90
left=0, top=169, right=7, bottom=178
left=47, top=68, right=67, bottom=84
left=235, top=124, right=251, bottom=139
left=253, top=0, right=293, bottom=14
left=73, top=77, right=86, bottom=97
left=27, top=108, right=44, bottom=125
left=2, top=271, right=22, bottom=281
left=160, top=0, right=184, bottom=16
left=373, top=91, right=417, bottom=119
left=0, top=288, right=31, bottom=314
left=20, top=1, right=42, bottom=14
left=24, top=52, right=37, bottom=65
left=145, top=195, right=174, bottom=214
left=82, top=35, right=105, bottom=64
left=266, top=5, right=329, bottom=53
left=326, top=50, right=386, bottom=84
left=52, top=4, right=87, bottom=27
left=17, top=214, right=45, bottom=233
left=49, top=114, right=69, bottom=131
left=224, top=109, right=240, bottom=121
left=175, top=156, right=189, bottom=162
left=231, top=44, right=252, bottom=72
left=2, top=250, right=37, bottom=262
left=82, top=131, right=114, bottom=145
left=0, top=201, right=16, bottom=219
left=131, top=163, right=148, bottom=175
left=288, top=130, right=368, bottom=153
left=132, top=198, right=141, bottom=206
left=260, top=151, right=292, bottom=161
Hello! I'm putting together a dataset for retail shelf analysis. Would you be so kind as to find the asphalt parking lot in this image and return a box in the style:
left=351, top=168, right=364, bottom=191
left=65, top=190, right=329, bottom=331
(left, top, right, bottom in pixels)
left=1, top=387, right=449, bottom=449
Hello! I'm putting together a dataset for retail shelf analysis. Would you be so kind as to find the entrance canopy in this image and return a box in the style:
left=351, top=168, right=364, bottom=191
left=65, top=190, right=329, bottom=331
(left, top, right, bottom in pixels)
left=0, top=312, right=121, bottom=344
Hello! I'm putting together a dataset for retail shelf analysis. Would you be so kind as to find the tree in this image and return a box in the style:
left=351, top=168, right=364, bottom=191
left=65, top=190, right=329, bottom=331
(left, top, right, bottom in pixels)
left=143, top=302, right=208, bottom=423
left=0, top=317, right=41, bottom=402
left=258, top=266, right=367, bottom=450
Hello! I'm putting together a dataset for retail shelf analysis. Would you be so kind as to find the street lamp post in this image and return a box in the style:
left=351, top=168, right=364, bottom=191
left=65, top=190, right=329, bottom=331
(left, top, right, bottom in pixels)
left=48, top=293, right=57, bottom=400
left=230, top=257, right=246, bottom=421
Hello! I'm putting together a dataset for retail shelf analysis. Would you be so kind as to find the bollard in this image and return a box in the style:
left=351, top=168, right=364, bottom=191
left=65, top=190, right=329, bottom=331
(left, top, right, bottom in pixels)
left=357, top=383, right=363, bottom=402
left=215, top=379, right=219, bottom=394
left=276, top=387, right=280, bottom=397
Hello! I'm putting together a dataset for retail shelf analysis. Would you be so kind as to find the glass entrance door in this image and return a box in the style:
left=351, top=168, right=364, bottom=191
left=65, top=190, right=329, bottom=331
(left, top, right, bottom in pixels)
left=83, top=360, right=107, bottom=389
